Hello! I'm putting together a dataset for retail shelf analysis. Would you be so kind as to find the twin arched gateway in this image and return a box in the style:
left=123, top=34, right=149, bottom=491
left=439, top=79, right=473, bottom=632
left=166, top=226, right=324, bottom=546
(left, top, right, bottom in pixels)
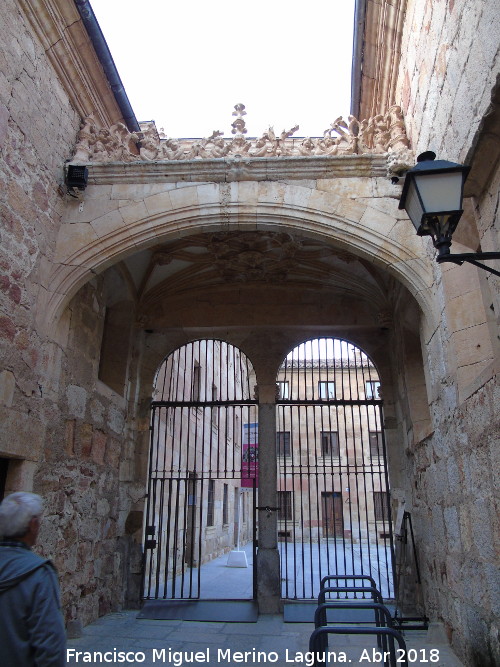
left=143, top=338, right=394, bottom=603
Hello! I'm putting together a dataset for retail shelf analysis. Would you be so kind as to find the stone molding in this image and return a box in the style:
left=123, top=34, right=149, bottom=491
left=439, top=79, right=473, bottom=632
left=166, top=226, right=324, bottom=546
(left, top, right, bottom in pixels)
left=354, top=0, right=408, bottom=119
left=84, top=154, right=391, bottom=185
left=18, top=0, right=125, bottom=128
left=70, top=104, right=412, bottom=176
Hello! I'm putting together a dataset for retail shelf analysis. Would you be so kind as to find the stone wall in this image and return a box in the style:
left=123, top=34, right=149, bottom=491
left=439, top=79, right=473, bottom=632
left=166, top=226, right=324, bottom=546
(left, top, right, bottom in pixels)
left=409, top=375, right=499, bottom=666
left=0, top=0, right=80, bottom=475
left=391, top=3, right=500, bottom=663
left=396, top=0, right=499, bottom=162
left=34, top=279, right=144, bottom=627
left=0, top=0, right=143, bottom=628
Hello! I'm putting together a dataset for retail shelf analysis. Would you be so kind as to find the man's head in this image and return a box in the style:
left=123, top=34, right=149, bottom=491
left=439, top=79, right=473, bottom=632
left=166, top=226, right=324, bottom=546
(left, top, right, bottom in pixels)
left=0, top=492, right=43, bottom=546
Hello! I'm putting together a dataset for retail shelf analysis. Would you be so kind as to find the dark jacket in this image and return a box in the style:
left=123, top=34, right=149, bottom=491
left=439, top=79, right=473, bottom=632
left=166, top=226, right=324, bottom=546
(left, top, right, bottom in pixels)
left=0, top=541, right=66, bottom=666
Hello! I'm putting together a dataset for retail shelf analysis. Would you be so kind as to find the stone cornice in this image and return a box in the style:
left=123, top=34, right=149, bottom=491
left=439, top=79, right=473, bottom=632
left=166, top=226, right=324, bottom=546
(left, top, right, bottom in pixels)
left=18, top=0, right=125, bottom=127
left=83, top=154, right=391, bottom=185
left=354, top=0, right=408, bottom=119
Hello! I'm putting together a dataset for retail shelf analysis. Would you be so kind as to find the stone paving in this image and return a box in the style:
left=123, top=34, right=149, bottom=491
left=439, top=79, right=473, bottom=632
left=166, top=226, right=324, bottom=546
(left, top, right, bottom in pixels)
left=66, top=610, right=465, bottom=667
left=67, top=541, right=464, bottom=666
left=156, top=540, right=393, bottom=601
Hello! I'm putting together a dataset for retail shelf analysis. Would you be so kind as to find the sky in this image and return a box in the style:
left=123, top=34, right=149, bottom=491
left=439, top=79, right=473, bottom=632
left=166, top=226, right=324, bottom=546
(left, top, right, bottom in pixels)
left=89, top=0, right=356, bottom=139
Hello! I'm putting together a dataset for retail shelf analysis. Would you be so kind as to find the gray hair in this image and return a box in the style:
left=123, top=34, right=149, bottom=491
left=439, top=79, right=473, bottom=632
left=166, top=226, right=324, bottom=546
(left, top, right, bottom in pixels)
left=0, top=492, right=44, bottom=539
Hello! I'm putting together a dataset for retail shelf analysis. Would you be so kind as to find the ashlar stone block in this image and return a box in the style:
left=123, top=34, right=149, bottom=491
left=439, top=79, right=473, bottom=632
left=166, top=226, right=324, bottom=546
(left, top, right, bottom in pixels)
left=169, top=185, right=199, bottom=210
left=54, top=222, right=102, bottom=264
left=117, top=200, right=149, bottom=225
left=283, top=184, right=312, bottom=209
left=451, top=322, right=493, bottom=366
left=144, top=191, right=173, bottom=216
left=196, top=183, right=220, bottom=205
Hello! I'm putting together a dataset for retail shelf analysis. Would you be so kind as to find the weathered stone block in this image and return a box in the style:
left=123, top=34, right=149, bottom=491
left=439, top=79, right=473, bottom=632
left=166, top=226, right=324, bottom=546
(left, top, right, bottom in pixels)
left=91, top=429, right=106, bottom=464
left=104, top=437, right=121, bottom=469
left=77, top=423, right=93, bottom=459
left=0, top=369, right=15, bottom=407
left=66, top=384, right=87, bottom=419
left=169, top=185, right=199, bottom=210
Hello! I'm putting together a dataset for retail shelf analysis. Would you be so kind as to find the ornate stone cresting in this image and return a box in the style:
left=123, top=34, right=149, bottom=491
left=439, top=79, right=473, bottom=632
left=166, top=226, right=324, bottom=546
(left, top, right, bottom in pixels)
left=71, top=104, right=411, bottom=169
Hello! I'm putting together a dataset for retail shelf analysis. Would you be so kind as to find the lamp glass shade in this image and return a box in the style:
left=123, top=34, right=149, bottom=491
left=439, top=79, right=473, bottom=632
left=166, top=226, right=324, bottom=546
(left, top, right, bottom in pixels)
left=413, top=171, right=465, bottom=215
left=404, top=178, right=424, bottom=232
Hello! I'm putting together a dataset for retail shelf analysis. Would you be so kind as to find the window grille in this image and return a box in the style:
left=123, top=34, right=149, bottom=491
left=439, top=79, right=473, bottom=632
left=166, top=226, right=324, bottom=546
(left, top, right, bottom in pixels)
left=366, top=380, right=381, bottom=399
left=222, top=483, right=228, bottom=525
left=207, top=480, right=215, bottom=526
left=318, top=381, right=335, bottom=399
left=369, top=431, right=383, bottom=457
left=277, top=490, right=293, bottom=520
left=276, top=431, right=291, bottom=457
left=374, top=491, right=389, bottom=521
left=320, top=431, right=340, bottom=457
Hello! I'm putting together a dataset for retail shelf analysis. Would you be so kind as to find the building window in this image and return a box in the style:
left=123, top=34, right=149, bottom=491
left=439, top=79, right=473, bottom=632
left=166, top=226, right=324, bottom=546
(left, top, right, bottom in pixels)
left=207, top=480, right=215, bottom=526
left=373, top=491, right=389, bottom=522
left=365, top=381, right=381, bottom=399
left=276, top=381, right=289, bottom=399
left=318, top=381, right=335, bottom=400
left=320, top=431, right=340, bottom=457
left=277, top=491, right=293, bottom=520
left=369, top=431, right=383, bottom=458
left=276, top=431, right=291, bottom=457
left=222, top=483, right=228, bottom=525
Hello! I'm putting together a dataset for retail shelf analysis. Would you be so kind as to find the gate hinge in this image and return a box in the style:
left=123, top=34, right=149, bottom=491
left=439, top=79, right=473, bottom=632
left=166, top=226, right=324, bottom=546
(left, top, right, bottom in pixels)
left=256, top=506, right=280, bottom=517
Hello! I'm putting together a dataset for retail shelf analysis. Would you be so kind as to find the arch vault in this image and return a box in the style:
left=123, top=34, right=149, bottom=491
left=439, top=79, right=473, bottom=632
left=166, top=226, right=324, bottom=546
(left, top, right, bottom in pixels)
left=43, top=155, right=438, bottom=335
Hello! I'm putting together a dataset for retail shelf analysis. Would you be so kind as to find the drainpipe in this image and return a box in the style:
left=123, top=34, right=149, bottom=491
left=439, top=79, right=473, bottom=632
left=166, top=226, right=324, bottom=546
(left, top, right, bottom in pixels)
left=350, top=0, right=367, bottom=119
left=74, top=0, right=140, bottom=132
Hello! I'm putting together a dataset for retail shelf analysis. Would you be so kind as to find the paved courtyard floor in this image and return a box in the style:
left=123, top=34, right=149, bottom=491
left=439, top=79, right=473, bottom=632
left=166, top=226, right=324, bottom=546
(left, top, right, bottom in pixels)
left=154, top=540, right=393, bottom=601
left=67, top=611, right=465, bottom=667
left=68, top=542, right=465, bottom=667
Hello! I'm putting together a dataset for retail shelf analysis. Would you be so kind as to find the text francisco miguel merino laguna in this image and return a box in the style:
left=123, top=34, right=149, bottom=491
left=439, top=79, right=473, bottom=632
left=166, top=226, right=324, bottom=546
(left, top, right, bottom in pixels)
left=66, top=649, right=350, bottom=665
left=67, top=646, right=441, bottom=664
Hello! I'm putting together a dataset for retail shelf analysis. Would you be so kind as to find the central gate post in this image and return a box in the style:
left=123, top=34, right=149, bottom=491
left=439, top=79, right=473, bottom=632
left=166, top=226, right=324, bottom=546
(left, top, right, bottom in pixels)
left=256, top=393, right=281, bottom=613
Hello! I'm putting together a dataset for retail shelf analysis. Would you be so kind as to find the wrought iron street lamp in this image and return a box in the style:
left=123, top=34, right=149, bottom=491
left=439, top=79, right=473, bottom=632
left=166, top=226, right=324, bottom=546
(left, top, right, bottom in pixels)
left=398, top=152, right=500, bottom=277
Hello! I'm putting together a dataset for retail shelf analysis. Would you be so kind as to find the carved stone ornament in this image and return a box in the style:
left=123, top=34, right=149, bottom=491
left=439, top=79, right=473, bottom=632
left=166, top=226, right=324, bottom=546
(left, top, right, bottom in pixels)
left=152, top=251, right=172, bottom=266
left=206, top=231, right=301, bottom=283
left=70, top=104, right=411, bottom=165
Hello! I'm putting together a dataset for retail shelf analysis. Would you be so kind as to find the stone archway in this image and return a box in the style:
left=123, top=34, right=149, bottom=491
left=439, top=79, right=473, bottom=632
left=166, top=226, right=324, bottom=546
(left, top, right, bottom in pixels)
left=43, top=153, right=442, bottom=620
left=41, top=166, right=437, bottom=336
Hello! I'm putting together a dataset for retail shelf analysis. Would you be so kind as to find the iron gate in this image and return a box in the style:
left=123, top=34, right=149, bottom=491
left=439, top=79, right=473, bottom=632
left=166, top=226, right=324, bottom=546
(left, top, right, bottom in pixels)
left=142, top=340, right=258, bottom=600
left=276, top=338, right=395, bottom=600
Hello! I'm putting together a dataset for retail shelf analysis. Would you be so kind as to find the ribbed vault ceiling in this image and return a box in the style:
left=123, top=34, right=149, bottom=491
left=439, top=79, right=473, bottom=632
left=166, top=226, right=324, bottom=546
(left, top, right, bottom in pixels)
left=117, top=231, right=393, bottom=320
